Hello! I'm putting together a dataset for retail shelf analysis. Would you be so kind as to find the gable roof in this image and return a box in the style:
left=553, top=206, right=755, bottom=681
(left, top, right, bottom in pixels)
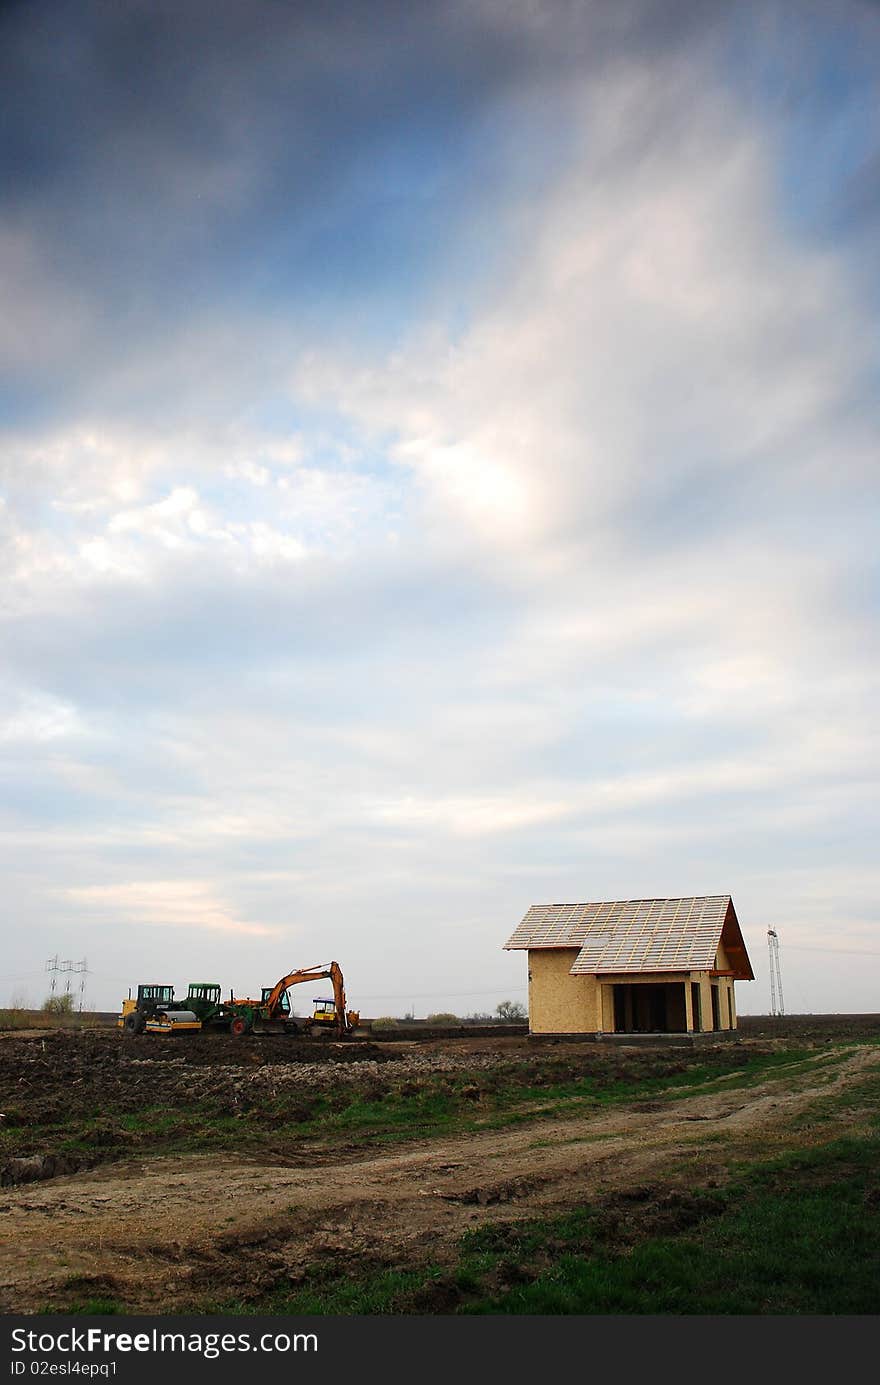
left=504, top=895, right=753, bottom=980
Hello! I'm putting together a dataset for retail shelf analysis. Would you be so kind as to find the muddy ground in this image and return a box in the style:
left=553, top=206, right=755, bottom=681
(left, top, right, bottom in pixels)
left=0, top=1016, right=878, bottom=1312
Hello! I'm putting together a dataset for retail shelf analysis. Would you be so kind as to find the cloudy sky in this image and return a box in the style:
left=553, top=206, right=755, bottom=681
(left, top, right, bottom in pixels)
left=2, top=0, right=878, bottom=1017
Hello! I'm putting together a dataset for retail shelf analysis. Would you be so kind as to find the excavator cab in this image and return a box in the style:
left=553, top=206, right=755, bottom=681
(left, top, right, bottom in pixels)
left=311, top=998, right=337, bottom=1025
left=261, top=987, right=290, bottom=1014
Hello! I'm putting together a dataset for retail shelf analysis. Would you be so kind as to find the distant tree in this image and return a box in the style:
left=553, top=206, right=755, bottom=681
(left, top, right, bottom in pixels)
left=371, top=1016, right=400, bottom=1031
left=0, top=990, right=31, bottom=1031
left=426, top=1013, right=458, bottom=1025
left=42, top=993, right=75, bottom=1016
left=495, top=1000, right=527, bottom=1022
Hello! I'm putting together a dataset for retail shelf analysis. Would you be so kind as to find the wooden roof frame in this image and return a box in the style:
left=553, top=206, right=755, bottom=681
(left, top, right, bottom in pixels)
left=505, top=894, right=754, bottom=981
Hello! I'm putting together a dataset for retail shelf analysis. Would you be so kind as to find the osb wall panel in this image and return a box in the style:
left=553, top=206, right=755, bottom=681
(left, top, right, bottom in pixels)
left=528, top=949, right=600, bottom=1033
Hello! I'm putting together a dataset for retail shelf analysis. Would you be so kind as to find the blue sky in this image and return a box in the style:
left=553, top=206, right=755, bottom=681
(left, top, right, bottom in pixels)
left=2, top=0, right=879, bottom=1017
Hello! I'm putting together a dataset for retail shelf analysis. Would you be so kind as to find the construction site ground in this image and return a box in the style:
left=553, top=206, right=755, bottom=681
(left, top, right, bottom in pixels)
left=1, top=1014, right=878, bottom=1314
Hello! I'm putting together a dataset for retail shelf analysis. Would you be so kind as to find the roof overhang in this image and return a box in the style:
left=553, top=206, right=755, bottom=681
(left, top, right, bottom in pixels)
left=719, top=899, right=754, bottom=980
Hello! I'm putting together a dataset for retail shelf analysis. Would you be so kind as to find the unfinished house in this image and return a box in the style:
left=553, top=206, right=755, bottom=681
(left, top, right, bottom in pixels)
left=504, top=895, right=753, bottom=1039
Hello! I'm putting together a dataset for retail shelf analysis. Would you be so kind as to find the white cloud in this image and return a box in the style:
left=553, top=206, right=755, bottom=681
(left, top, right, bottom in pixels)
left=0, top=691, right=85, bottom=744
left=63, top=880, right=280, bottom=938
left=225, top=459, right=271, bottom=486
left=295, top=71, right=871, bottom=579
left=365, top=792, right=573, bottom=836
left=1, top=13, right=878, bottom=1012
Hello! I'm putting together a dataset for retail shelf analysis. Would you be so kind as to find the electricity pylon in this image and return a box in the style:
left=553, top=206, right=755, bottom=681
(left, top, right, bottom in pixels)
left=767, top=929, right=784, bottom=1017
left=45, top=956, right=88, bottom=1010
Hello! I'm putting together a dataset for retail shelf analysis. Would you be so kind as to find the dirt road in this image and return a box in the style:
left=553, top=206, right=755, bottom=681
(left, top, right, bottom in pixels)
left=1, top=1041, right=876, bottom=1312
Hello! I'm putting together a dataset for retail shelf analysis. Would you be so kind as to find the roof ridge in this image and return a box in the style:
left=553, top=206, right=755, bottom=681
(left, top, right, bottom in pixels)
left=544, top=894, right=730, bottom=905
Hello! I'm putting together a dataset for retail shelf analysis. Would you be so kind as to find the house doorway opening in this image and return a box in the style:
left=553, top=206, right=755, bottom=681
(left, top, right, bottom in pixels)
left=612, top=983, right=687, bottom=1033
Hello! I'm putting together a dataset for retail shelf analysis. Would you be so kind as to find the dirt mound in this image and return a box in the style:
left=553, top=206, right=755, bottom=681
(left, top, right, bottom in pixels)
left=1, top=1151, right=92, bottom=1187
left=116, top=1032, right=396, bottom=1066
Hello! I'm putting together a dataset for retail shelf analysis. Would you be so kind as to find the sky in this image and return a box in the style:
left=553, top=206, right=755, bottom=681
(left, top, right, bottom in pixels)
left=1, top=0, right=879, bottom=1018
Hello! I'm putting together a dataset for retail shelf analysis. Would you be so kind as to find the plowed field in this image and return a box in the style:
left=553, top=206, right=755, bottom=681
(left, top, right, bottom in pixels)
left=1, top=1017, right=878, bottom=1313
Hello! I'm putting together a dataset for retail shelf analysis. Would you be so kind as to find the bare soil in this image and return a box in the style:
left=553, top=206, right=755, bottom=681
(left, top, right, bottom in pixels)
left=0, top=1018, right=877, bottom=1313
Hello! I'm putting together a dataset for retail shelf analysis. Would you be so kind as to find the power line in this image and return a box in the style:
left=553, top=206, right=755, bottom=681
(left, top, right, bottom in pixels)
left=79, top=971, right=528, bottom=999
left=77, top=971, right=139, bottom=985
left=355, top=985, right=528, bottom=1000
left=45, top=955, right=88, bottom=1011
left=778, top=944, right=880, bottom=959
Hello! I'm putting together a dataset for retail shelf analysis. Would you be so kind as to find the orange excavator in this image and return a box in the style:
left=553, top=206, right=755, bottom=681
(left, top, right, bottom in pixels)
left=228, top=961, right=360, bottom=1038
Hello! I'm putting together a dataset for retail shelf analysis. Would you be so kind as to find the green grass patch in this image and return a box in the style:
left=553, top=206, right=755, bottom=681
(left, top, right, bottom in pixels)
left=220, top=1126, right=880, bottom=1316
left=211, top=1265, right=445, bottom=1316
left=785, top=1067, right=880, bottom=1131
left=464, top=1131, right=880, bottom=1314
left=40, top=1299, right=123, bottom=1316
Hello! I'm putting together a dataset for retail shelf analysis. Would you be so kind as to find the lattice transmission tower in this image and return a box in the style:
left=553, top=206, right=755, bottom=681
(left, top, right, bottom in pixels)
left=45, top=956, right=88, bottom=1011
left=767, top=929, right=784, bottom=1017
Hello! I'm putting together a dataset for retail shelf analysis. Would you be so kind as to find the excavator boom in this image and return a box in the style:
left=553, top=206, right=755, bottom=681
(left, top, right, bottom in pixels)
left=241, top=961, right=356, bottom=1037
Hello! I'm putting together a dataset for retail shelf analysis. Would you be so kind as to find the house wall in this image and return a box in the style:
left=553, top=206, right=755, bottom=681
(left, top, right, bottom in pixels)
left=689, top=969, right=737, bottom=1032
left=601, top=983, right=615, bottom=1031
left=713, top=940, right=738, bottom=1031
left=695, top=972, right=712, bottom=1031
left=527, top=952, right=741, bottom=1035
left=527, top=949, right=600, bottom=1033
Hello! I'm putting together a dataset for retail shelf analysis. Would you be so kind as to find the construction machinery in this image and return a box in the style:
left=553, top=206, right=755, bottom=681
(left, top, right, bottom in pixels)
left=227, top=961, right=360, bottom=1038
left=118, top=962, right=359, bottom=1038
left=118, top=984, right=201, bottom=1035
left=310, top=997, right=341, bottom=1029
left=183, top=982, right=228, bottom=1027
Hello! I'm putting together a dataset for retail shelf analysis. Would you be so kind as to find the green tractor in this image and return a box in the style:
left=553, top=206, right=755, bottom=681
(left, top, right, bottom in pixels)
left=183, top=982, right=228, bottom=1027
left=184, top=982, right=295, bottom=1035
left=227, top=987, right=294, bottom=1036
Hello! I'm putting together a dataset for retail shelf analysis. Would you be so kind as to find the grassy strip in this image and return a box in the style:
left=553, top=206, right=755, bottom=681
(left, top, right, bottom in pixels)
left=208, top=1126, right=879, bottom=1316
left=467, top=1133, right=880, bottom=1314
left=462, top=1068, right=880, bottom=1315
